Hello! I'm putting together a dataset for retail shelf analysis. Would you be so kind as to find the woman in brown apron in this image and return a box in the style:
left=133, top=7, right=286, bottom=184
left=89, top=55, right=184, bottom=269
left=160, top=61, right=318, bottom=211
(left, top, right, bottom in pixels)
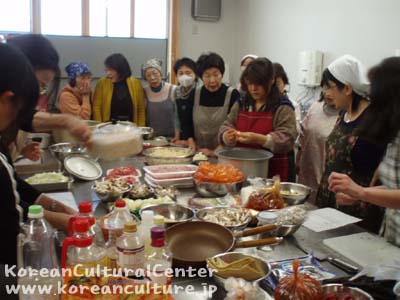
left=219, top=58, right=297, bottom=181
left=193, top=52, right=241, bottom=156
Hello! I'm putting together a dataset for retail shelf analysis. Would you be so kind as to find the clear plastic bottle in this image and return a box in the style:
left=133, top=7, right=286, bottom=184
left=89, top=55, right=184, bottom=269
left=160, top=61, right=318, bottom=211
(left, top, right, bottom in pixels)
left=68, top=201, right=105, bottom=247
left=145, top=227, right=172, bottom=285
left=116, top=222, right=145, bottom=278
left=105, top=230, right=118, bottom=269
left=61, top=219, right=107, bottom=299
left=18, top=205, right=60, bottom=300
left=104, top=200, right=137, bottom=230
left=139, top=210, right=154, bottom=255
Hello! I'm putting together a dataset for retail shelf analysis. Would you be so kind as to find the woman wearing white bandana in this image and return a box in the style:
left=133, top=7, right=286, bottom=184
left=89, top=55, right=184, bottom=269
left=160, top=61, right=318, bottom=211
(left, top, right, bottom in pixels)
left=329, top=57, right=400, bottom=247
left=316, top=55, right=387, bottom=233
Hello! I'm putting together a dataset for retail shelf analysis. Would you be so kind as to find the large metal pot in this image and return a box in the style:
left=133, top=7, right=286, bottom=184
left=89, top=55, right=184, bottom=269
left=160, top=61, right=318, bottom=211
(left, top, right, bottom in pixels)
left=216, top=147, right=273, bottom=178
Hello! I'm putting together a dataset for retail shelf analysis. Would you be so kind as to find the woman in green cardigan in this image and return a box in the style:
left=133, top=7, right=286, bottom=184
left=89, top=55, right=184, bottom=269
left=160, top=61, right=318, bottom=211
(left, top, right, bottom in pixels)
left=93, top=53, right=145, bottom=125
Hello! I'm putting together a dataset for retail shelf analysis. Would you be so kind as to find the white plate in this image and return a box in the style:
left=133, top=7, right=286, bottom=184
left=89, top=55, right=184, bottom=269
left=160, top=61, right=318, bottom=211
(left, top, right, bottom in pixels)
left=64, top=155, right=102, bottom=181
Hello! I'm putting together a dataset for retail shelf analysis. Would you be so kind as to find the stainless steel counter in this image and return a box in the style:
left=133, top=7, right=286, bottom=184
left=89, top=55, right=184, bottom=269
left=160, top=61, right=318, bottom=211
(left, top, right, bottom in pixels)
left=68, top=155, right=363, bottom=299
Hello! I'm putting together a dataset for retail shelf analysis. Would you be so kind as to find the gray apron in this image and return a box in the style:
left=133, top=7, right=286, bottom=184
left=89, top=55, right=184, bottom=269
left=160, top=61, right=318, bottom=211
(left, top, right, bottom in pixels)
left=193, top=86, right=233, bottom=149
left=146, top=86, right=175, bottom=137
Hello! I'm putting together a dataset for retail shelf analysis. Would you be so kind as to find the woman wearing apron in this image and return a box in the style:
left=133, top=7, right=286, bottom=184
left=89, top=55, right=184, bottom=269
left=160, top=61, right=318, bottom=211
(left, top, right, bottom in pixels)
left=194, top=52, right=241, bottom=156
left=143, top=58, right=176, bottom=138
left=316, top=55, right=386, bottom=233
left=219, top=58, right=297, bottom=181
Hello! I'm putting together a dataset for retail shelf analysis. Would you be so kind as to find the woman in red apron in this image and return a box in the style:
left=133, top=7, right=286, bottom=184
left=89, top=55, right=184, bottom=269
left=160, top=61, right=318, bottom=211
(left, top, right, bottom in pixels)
left=219, top=58, right=297, bottom=181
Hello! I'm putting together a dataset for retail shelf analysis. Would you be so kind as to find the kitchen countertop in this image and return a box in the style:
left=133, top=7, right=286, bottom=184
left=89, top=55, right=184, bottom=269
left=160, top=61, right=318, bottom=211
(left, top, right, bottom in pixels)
left=62, top=155, right=365, bottom=299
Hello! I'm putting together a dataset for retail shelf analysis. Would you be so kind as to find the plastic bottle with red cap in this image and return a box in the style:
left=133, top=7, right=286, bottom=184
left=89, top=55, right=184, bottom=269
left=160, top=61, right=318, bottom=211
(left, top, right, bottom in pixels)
left=104, top=200, right=138, bottom=233
left=145, top=227, right=172, bottom=285
left=68, top=201, right=105, bottom=247
left=61, top=218, right=106, bottom=269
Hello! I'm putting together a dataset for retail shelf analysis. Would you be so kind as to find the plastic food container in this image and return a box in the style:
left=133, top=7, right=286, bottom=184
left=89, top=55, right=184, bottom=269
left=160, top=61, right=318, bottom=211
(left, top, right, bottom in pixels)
left=144, top=174, right=194, bottom=188
left=90, top=121, right=143, bottom=160
left=143, top=164, right=197, bottom=180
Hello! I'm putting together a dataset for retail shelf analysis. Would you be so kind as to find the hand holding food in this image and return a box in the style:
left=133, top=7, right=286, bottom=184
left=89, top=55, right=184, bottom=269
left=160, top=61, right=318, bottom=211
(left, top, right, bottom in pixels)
left=223, top=128, right=237, bottom=144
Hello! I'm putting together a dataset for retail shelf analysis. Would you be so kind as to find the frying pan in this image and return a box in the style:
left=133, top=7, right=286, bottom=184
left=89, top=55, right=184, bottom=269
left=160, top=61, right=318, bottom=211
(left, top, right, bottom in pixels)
left=166, top=221, right=283, bottom=267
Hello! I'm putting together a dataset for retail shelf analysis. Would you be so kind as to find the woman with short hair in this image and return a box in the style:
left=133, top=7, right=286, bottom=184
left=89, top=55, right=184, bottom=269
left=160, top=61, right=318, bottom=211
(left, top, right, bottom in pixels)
left=194, top=52, right=241, bottom=156
left=93, top=53, right=145, bottom=125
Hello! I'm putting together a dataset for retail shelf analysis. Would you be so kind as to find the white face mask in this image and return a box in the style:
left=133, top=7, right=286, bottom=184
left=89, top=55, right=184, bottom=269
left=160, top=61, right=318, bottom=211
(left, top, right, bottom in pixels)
left=178, top=74, right=195, bottom=87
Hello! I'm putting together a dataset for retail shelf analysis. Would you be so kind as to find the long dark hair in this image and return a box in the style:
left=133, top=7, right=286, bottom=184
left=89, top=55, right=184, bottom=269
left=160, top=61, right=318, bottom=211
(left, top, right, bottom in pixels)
left=0, top=44, right=39, bottom=146
left=357, top=57, right=400, bottom=144
left=240, top=57, right=280, bottom=112
left=7, top=34, right=60, bottom=112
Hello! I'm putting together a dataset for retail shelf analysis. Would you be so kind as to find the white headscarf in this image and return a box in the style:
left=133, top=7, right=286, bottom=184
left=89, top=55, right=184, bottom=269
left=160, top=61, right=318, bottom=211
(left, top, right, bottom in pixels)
left=327, top=54, right=370, bottom=97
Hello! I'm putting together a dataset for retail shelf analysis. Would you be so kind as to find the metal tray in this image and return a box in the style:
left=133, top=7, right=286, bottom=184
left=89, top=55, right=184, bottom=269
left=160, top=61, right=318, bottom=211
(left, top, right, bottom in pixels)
left=28, top=177, right=74, bottom=192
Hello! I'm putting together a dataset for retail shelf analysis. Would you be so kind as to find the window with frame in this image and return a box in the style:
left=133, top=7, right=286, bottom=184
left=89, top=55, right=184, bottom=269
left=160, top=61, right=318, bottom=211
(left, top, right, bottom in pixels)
left=0, top=0, right=31, bottom=33
left=41, top=0, right=82, bottom=36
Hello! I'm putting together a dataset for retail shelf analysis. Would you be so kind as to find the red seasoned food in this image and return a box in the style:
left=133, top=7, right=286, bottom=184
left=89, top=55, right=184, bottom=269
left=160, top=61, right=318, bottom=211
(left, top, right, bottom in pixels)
left=193, top=162, right=244, bottom=183
left=274, top=260, right=323, bottom=300
left=107, top=166, right=139, bottom=177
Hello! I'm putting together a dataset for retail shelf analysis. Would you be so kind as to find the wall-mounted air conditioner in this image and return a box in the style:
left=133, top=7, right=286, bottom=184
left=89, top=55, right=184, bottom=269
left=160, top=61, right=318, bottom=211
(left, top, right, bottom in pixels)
left=192, top=0, right=221, bottom=22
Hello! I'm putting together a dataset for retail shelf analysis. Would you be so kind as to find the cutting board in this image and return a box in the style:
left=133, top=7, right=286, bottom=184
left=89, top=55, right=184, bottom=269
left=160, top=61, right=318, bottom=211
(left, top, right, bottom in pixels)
left=323, top=232, right=400, bottom=267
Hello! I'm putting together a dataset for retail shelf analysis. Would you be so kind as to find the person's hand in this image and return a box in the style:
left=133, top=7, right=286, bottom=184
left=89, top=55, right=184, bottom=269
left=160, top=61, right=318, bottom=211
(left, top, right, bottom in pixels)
left=335, top=192, right=359, bottom=206
left=328, top=172, right=365, bottom=200
left=21, top=142, right=43, bottom=161
left=223, top=129, right=237, bottom=145
left=64, top=115, right=92, bottom=146
left=236, top=131, right=257, bottom=144
left=198, top=148, right=216, bottom=158
left=76, top=81, right=91, bottom=95
left=188, top=138, right=196, bottom=151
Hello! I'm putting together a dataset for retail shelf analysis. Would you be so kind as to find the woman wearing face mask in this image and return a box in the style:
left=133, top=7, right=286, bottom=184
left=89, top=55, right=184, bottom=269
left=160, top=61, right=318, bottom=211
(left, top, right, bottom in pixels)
left=219, top=58, right=297, bottom=181
left=59, top=61, right=92, bottom=119
left=316, top=55, right=386, bottom=233
left=172, top=57, right=197, bottom=148
left=194, top=52, right=241, bottom=156
left=143, top=58, right=176, bottom=138
left=93, top=53, right=145, bottom=125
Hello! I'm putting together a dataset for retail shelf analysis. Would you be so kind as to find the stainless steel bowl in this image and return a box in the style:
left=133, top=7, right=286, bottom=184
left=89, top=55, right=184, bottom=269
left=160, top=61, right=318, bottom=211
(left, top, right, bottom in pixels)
left=48, top=142, right=87, bottom=161
left=138, top=127, right=154, bottom=140
left=143, top=147, right=195, bottom=165
left=322, top=284, right=374, bottom=300
left=139, top=203, right=195, bottom=226
left=280, top=182, right=312, bottom=205
left=196, top=207, right=251, bottom=231
left=92, top=183, right=132, bottom=203
left=217, top=147, right=273, bottom=178
left=207, top=252, right=271, bottom=287
left=194, top=180, right=243, bottom=198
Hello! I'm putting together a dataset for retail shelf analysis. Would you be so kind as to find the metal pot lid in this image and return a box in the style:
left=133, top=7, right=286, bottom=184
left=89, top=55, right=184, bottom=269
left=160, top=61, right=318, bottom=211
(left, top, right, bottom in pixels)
left=95, top=120, right=137, bottom=134
left=217, top=147, right=273, bottom=161
left=64, top=155, right=102, bottom=181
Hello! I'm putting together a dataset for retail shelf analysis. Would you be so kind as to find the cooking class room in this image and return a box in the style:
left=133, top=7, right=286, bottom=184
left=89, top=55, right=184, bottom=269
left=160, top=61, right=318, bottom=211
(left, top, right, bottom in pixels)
left=1, top=0, right=400, bottom=299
